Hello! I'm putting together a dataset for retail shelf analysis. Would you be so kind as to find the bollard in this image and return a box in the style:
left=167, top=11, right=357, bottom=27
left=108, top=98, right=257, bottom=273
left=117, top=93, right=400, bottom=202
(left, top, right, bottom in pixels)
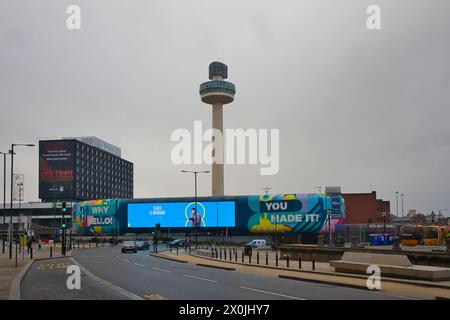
left=229, top=248, right=232, bottom=261
left=170, top=246, right=172, bottom=253
left=78, top=241, right=80, bottom=249
left=83, top=241, right=85, bottom=248
left=224, top=249, right=227, bottom=260
left=89, top=242, right=91, bottom=248
left=312, top=259, right=316, bottom=270
left=286, top=255, right=290, bottom=268
left=96, top=242, right=98, bottom=248
left=220, top=248, right=222, bottom=259
left=102, top=241, right=104, bottom=247
left=50, top=246, right=53, bottom=258
left=266, top=252, right=268, bottom=265
left=176, top=247, right=179, bottom=255
left=257, top=251, right=259, bottom=264
left=189, top=246, right=191, bottom=255
left=299, top=256, right=302, bottom=269
left=276, top=253, right=278, bottom=267
left=30, top=247, right=33, bottom=259
left=249, top=253, right=251, bottom=264
left=241, top=251, right=244, bottom=263
left=235, top=250, right=237, bottom=262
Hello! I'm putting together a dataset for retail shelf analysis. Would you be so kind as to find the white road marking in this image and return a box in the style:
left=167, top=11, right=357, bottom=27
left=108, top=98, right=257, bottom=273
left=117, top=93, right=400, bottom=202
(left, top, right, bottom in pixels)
left=123, top=259, right=130, bottom=263
left=239, top=286, right=307, bottom=300
left=151, top=267, right=172, bottom=273
left=134, top=263, right=145, bottom=267
left=182, top=274, right=218, bottom=283
left=69, top=257, right=143, bottom=300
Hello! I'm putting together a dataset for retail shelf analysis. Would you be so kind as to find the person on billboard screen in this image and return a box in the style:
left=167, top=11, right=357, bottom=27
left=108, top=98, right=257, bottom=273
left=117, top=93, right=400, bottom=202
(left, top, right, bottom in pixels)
left=189, top=207, right=201, bottom=228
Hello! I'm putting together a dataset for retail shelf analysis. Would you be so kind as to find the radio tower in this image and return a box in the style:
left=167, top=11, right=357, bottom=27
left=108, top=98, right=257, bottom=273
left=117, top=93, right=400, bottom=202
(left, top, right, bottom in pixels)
left=199, top=62, right=236, bottom=196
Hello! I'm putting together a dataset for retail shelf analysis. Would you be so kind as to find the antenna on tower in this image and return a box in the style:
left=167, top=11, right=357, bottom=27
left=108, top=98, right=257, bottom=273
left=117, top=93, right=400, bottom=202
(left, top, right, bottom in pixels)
left=262, top=187, right=272, bottom=195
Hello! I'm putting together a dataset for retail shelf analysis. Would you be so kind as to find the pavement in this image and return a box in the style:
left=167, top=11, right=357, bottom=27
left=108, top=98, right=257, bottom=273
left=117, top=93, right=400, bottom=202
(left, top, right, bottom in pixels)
left=12, top=245, right=450, bottom=300
left=67, top=247, right=420, bottom=300
left=20, top=257, right=129, bottom=300
left=0, top=241, right=70, bottom=300
left=156, top=249, right=450, bottom=299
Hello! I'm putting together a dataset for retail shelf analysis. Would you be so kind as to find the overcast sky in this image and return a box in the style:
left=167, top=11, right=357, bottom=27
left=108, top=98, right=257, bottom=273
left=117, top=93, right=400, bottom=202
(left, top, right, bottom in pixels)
left=1, top=0, right=449, bottom=215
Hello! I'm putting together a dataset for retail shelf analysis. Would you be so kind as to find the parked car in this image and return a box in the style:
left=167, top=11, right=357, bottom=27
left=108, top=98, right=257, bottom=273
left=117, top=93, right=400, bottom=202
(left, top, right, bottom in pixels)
left=169, top=239, right=186, bottom=248
left=121, top=241, right=138, bottom=253
left=136, top=241, right=150, bottom=250
left=245, top=239, right=267, bottom=249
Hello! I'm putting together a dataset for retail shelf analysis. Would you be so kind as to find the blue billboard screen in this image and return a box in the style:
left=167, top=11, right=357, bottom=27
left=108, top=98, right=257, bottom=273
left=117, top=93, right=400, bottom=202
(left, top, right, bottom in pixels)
left=127, top=201, right=236, bottom=228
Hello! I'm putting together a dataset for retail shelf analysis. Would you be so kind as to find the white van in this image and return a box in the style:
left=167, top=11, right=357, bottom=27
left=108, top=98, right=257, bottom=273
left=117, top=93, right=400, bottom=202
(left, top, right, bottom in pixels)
left=246, top=239, right=267, bottom=249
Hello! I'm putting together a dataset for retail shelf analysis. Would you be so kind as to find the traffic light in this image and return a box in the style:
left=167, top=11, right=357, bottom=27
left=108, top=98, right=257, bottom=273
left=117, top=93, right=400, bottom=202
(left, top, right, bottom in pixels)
left=61, top=202, right=68, bottom=213
left=61, top=223, right=66, bottom=229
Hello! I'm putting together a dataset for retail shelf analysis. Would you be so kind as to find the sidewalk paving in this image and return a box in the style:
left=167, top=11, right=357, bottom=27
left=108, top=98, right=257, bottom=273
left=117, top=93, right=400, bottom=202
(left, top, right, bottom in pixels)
left=156, top=249, right=450, bottom=300
left=0, top=242, right=72, bottom=300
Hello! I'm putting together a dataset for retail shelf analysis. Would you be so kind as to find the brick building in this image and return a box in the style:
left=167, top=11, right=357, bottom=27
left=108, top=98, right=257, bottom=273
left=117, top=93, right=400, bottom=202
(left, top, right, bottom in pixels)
left=343, top=191, right=391, bottom=224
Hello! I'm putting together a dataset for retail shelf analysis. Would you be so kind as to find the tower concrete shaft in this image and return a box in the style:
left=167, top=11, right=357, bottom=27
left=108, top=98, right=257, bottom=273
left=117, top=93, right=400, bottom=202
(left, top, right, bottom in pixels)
left=212, top=102, right=224, bottom=196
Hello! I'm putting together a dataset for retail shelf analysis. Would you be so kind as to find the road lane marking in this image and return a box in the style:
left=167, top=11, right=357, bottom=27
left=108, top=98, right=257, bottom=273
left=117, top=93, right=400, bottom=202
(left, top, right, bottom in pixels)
left=182, top=274, right=218, bottom=283
left=151, top=267, right=172, bottom=273
left=123, top=259, right=130, bottom=263
left=134, top=263, right=145, bottom=267
left=239, top=286, right=306, bottom=300
left=69, top=257, right=144, bottom=300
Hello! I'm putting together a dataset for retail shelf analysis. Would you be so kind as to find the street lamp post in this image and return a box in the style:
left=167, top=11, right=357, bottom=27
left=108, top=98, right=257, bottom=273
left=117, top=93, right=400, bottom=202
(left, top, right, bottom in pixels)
left=395, top=191, right=399, bottom=218
left=9, top=143, right=34, bottom=260
left=401, top=193, right=404, bottom=217
left=1, top=151, right=13, bottom=254
left=181, top=170, right=210, bottom=249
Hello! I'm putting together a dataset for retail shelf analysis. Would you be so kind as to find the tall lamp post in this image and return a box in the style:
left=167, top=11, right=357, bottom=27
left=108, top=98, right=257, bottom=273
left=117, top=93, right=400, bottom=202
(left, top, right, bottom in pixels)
left=401, top=193, right=405, bottom=217
left=9, top=143, right=34, bottom=259
left=395, top=191, right=399, bottom=218
left=1, top=151, right=13, bottom=254
left=181, top=170, right=210, bottom=249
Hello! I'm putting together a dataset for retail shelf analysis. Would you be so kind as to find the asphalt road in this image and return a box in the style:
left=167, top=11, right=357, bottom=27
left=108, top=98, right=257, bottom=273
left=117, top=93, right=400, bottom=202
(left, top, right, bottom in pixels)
left=21, top=257, right=128, bottom=300
left=71, top=247, right=413, bottom=300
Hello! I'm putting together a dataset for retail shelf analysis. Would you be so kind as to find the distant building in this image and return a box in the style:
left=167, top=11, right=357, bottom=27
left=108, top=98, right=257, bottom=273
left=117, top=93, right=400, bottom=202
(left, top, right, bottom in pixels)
left=39, top=138, right=133, bottom=202
left=343, top=191, right=391, bottom=224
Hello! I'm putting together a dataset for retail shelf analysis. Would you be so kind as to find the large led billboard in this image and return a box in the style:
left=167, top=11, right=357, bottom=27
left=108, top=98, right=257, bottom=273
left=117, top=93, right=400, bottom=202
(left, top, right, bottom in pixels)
left=127, top=201, right=235, bottom=228
left=39, top=140, right=74, bottom=200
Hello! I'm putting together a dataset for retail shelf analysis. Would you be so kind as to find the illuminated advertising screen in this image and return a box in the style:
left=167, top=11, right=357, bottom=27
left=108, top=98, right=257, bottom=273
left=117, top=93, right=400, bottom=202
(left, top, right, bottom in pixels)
left=127, top=201, right=235, bottom=228
left=39, top=140, right=74, bottom=200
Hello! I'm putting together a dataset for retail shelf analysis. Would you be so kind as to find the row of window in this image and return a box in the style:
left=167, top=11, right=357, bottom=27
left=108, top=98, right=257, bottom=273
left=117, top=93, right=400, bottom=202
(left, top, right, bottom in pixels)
left=75, top=190, right=132, bottom=199
left=75, top=182, right=132, bottom=193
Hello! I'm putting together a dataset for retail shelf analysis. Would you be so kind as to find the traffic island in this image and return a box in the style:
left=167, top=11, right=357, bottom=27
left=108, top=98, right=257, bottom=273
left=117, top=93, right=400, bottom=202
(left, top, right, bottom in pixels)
left=330, top=252, right=450, bottom=281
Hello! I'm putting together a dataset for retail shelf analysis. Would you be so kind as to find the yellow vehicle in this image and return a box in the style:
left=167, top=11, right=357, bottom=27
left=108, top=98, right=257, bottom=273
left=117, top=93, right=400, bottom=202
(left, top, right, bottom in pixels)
left=422, top=226, right=448, bottom=246
left=399, top=225, right=423, bottom=246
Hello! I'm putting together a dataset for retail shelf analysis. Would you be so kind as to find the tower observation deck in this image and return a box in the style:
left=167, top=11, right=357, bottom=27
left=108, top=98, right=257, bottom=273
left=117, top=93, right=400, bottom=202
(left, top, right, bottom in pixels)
left=199, top=62, right=236, bottom=196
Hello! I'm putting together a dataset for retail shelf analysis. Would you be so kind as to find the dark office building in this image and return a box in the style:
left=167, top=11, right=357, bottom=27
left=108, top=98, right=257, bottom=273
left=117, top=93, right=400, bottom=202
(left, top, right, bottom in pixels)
left=39, top=138, right=133, bottom=202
